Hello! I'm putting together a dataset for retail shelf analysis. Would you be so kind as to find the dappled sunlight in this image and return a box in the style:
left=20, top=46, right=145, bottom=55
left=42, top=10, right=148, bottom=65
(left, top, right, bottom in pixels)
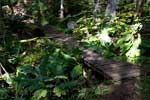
left=83, top=48, right=140, bottom=80
left=0, top=0, right=149, bottom=99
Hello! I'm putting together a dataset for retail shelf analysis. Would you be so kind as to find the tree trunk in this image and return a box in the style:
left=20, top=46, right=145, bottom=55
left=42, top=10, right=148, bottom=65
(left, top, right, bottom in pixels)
left=105, top=0, right=119, bottom=22
left=135, top=0, right=145, bottom=17
left=93, top=0, right=101, bottom=20
left=60, top=0, right=64, bottom=19
left=0, top=0, right=3, bottom=33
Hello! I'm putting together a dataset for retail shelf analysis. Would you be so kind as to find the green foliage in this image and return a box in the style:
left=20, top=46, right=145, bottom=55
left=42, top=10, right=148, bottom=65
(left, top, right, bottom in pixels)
left=32, top=89, right=48, bottom=100
left=26, top=0, right=50, bottom=26
left=0, top=0, right=150, bottom=99
left=74, top=14, right=142, bottom=63
left=77, top=86, right=110, bottom=100
left=138, top=76, right=150, bottom=98
left=65, top=0, right=93, bottom=16
left=71, top=64, right=83, bottom=79
left=9, top=38, right=83, bottom=99
left=0, top=88, right=9, bottom=99
left=74, top=16, right=100, bottom=39
left=1, top=0, right=18, bottom=6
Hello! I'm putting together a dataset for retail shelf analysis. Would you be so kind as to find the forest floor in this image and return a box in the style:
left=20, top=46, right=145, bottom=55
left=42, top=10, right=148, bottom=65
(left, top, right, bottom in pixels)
left=42, top=26, right=149, bottom=100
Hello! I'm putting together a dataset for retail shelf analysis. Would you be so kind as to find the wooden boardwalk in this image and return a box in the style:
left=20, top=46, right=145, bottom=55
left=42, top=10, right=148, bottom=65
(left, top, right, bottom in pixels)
left=45, top=28, right=140, bottom=80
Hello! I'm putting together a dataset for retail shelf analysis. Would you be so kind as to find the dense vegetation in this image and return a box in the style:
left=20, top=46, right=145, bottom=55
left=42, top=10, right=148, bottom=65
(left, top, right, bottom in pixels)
left=0, top=0, right=150, bottom=100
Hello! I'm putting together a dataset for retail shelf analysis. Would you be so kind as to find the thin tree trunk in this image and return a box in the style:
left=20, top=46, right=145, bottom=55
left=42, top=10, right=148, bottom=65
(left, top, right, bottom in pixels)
left=136, top=0, right=145, bottom=17
left=0, top=0, right=3, bottom=33
left=105, top=0, right=119, bottom=22
left=93, top=0, right=101, bottom=20
left=60, top=0, right=64, bottom=19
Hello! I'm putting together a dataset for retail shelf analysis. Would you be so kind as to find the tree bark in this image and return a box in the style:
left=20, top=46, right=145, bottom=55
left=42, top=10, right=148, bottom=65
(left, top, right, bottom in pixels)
left=105, top=0, right=119, bottom=22
left=93, top=0, right=101, bottom=19
left=135, top=0, right=145, bottom=17
left=0, top=0, right=3, bottom=33
left=60, top=0, right=64, bottom=19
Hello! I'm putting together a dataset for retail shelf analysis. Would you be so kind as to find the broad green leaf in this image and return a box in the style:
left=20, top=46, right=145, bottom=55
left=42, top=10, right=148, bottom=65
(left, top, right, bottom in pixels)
left=126, top=48, right=140, bottom=58
left=41, top=17, right=48, bottom=26
left=115, top=38, right=124, bottom=47
left=95, top=88, right=102, bottom=95
left=32, top=89, right=47, bottom=100
left=123, top=34, right=133, bottom=41
left=53, top=86, right=66, bottom=97
left=71, top=65, right=83, bottom=78
left=120, top=43, right=132, bottom=55
left=132, top=34, right=141, bottom=48
left=61, top=51, right=73, bottom=60
left=2, top=73, right=13, bottom=85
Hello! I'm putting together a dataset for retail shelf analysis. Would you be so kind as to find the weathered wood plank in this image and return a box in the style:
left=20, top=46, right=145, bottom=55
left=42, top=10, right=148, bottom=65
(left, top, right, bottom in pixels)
left=45, top=28, right=140, bottom=80
left=83, top=49, right=140, bottom=80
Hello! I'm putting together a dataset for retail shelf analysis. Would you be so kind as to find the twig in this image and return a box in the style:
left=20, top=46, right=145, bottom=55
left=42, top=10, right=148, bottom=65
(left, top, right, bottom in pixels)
left=0, top=65, right=2, bottom=78
left=19, top=37, right=38, bottom=43
left=0, top=62, right=8, bottom=75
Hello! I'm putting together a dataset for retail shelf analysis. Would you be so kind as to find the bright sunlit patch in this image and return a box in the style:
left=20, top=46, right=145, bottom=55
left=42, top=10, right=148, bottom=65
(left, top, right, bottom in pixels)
left=96, top=33, right=112, bottom=43
left=131, top=23, right=143, bottom=30
left=96, top=28, right=112, bottom=43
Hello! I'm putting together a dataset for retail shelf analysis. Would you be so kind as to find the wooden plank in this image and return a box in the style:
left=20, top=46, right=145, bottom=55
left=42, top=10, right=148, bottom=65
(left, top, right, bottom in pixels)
left=45, top=28, right=140, bottom=80
left=83, top=49, right=140, bottom=80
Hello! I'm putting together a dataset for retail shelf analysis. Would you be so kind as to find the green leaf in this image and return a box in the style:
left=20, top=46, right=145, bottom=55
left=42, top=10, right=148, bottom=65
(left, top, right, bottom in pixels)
left=64, top=80, right=79, bottom=89
left=53, top=86, right=66, bottom=97
left=0, top=88, right=8, bottom=99
left=120, top=43, right=132, bottom=55
left=126, top=48, right=140, bottom=58
left=94, top=88, right=102, bottom=95
left=132, top=34, right=141, bottom=48
left=2, top=73, right=13, bottom=85
left=32, top=89, right=47, bottom=100
left=61, top=51, right=75, bottom=60
left=39, top=55, right=49, bottom=76
left=44, top=75, right=68, bottom=82
left=123, top=34, right=133, bottom=41
left=10, top=0, right=18, bottom=4
left=115, top=38, right=124, bottom=47
left=53, top=80, right=78, bottom=97
left=16, top=64, right=39, bottom=76
left=95, top=86, right=109, bottom=95
left=71, top=65, right=83, bottom=78
left=41, top=17, right=48, bottom=26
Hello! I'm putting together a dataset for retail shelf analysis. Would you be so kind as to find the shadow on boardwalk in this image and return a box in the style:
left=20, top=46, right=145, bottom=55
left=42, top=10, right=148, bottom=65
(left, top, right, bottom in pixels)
left=43, top=26, right=143, bottom=100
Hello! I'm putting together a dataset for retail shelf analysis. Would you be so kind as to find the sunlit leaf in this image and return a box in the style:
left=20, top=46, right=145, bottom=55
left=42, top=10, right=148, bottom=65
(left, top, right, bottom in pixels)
left=32, top=89, right=47, bottom=100
left=71, top=65, right=83, bottom=78
left=53, top=86, right=66, bottom=97
left=123, top=34, right=133, bottom=41
left=126, top=48, right=140, bottom=58
left=2, top=73, right=13, bottom=85
left=44, top=75, right=68, bottom=82
left=132, top=34, right=141, bottom=48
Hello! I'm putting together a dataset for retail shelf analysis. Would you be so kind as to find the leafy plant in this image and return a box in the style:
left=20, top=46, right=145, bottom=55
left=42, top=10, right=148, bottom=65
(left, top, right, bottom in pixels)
left=26, top=0, right=49, bottom=26
left=73, top=16, right=101, bottom=39
left=74, top=14, right=142, bottom=64
left=13, top=38, right=83, bottom=99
